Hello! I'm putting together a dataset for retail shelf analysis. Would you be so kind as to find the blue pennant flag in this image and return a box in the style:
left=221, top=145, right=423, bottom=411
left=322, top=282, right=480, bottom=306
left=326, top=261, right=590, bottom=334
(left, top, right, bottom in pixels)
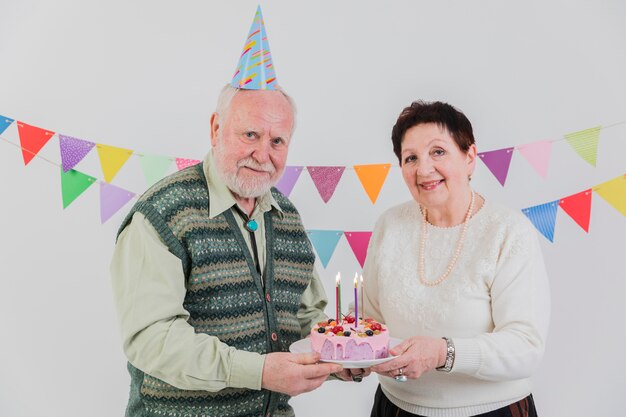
left=522, top=200, right=559, bottom=242
left=0, top=115, right=15, bottom=135
left=307, top=230, right=344, bottom=268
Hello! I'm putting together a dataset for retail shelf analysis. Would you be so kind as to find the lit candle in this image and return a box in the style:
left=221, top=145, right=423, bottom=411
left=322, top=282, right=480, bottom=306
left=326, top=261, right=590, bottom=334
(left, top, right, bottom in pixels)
left=353, top=273, right=358, bottom=328
left=360, top=274, right=365, bottom=323
left=335, top=273, right=341, bottom=324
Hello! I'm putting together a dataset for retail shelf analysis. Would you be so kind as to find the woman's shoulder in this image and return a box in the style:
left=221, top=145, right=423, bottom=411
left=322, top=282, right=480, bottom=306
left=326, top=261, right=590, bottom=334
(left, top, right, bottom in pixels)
left=480, top=198, right=538, bottom=242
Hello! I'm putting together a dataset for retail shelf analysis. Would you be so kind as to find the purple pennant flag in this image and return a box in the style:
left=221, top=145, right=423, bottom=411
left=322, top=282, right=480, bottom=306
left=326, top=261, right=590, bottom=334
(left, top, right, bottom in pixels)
left=59, top=134, right=96, bottom=172
left=100, top=182, right=136, bottom=224
left=275, top=166, right=303, bottom=197
left=477, top=147, right=514, bottom=186
left=307, top=166, right=345, bottom=203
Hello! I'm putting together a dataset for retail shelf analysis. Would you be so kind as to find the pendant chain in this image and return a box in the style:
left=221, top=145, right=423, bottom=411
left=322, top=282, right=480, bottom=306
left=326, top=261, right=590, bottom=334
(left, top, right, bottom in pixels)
left=418, top=191, right=475, bottom=287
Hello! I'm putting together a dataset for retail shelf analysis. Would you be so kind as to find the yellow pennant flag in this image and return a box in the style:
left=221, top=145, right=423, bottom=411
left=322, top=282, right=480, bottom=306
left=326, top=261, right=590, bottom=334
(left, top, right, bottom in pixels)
left=594, top=175, right=626, bottom=217
left=564, top=126, right=601, bottom=167
left=354, top=163, right=391, bottom=204
left=96, top=144, right=133, bottom=183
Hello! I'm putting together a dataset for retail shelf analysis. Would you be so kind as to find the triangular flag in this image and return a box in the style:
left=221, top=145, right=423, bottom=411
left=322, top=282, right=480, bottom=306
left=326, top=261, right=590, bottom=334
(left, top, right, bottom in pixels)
left=96, top=144, right=133, bottom=183
left=175, top=157, right=201, bottom=171
left=307, top=166, right=345, bottom=203
left=60, top=167, right=97, bottom=209
left=140, top=154, right=173, bottom=187
left=275, top=166, right=303, bottom=197
left=307, top=230, right=343, bottom=268
left=59, top=134, right=96, bottom=172
left=100, top=183, right=136, bottom=224
left=564, top=126, right=601, bottom=167
left=16, top=122, right=55, bottom=165
left=354, top=163, right=391, bottom=204
left=344, top=231, right=373, bottom=268
left=477, top=147, right=514, bottom=186
left=522, top=200, right=559, bottom=243
left=516, top=140, right=553, bottom=179
left=0, top=115, right=14, bottom=135
left=230, top=6, right=277, bottom=90
left=559, top=189, right=592, bottom=232
left=594, top=175, right=626, bottom=217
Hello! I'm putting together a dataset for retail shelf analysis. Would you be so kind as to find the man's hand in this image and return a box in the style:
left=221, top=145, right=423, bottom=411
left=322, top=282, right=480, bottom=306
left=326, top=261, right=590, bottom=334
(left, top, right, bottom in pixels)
left=262, top=352, right=342, bottom=396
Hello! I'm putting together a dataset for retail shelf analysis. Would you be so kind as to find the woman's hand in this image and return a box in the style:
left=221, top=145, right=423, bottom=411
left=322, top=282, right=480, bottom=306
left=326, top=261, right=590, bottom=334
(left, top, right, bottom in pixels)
left=371, top=336, right=447, bottom=380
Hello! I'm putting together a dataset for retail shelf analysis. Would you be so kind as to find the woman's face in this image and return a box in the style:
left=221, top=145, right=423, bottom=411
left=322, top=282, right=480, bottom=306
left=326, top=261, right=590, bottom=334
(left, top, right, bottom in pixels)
left=400, top=123, right=476, bottom=212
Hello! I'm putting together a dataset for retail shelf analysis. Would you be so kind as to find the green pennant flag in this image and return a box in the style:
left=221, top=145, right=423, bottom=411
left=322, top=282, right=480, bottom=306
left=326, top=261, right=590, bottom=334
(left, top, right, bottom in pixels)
left=564, top=126, right=601, bottom=167
left=61, top=167, right=97, bottom=208
left=140, top=154, right=173, bottom=187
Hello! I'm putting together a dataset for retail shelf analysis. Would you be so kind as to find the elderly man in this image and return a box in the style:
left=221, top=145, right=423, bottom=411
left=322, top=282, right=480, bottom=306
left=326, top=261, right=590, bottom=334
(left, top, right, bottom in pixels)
left=110, top=85, right=343, bottom=417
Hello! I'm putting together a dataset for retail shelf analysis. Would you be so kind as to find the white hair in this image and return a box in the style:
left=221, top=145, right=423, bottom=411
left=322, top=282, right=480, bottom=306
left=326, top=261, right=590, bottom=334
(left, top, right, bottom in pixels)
left=214, top=84, right=297, bottom=135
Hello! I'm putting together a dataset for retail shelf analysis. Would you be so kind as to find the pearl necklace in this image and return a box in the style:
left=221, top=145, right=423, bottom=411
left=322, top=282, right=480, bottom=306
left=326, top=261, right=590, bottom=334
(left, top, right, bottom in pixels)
left=418, top=191, right=475, bottom=287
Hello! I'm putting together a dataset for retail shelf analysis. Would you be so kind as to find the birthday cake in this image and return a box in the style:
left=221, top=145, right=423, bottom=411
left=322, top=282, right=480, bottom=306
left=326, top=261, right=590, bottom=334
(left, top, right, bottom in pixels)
left=310, top=316, right=389, bottom=361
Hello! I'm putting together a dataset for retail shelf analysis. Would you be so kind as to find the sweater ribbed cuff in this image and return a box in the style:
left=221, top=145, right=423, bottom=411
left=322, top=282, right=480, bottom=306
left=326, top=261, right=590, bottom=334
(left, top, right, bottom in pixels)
left=449, top=338, right=482, bottom=374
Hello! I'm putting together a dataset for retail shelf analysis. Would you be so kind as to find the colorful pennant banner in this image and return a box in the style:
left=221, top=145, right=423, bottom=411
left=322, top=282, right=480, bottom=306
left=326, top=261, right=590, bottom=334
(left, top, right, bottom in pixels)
left=517, top=140, right=553, bottom=179
left=60, top=168, right=97, bottom=209
left=59, top=134, right=96, bottom=172
left=1, top=115, right=14, bottom=135
left=308, top=166, right=346, bottom=203
left=275, top=166, right=303, bottom=197
left=478, top=147, right=514, bottom=186
left=17, top=122, right=55, bottom=166
left=559, top=189, right=592, bottom=232
left=140, top=154, right=173, bottom=187
left=1, top=113, right=625, bottom=233
left=100, top=183, right=136, bottom=224
left=565, top=126, right=601, bottom=167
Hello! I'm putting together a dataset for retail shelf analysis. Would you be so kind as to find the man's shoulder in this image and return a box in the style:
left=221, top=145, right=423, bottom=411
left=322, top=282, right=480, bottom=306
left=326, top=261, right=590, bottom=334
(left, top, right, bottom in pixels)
left=139, top=163, right=207, bottom=203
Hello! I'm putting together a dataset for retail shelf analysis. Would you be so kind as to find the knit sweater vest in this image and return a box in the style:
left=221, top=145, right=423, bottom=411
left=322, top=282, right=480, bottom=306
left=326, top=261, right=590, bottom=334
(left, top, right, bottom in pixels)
left=117, top=164, right=316, bottom=417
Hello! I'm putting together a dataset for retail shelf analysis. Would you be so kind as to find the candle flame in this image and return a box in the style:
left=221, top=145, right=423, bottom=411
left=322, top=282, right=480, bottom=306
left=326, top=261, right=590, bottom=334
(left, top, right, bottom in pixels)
left=336, top=272, right=340, bottom=286
left=354, top=272, right=358, bottom=287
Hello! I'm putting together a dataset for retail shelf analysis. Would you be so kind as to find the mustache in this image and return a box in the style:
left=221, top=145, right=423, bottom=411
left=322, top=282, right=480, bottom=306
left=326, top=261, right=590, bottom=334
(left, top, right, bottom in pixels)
left=237, top=157, right=276, bottom=174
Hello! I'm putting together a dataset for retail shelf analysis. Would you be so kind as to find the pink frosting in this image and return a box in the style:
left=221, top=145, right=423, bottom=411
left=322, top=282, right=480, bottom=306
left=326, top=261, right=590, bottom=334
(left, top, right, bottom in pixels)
left=310, top=325, right=389, bottom=360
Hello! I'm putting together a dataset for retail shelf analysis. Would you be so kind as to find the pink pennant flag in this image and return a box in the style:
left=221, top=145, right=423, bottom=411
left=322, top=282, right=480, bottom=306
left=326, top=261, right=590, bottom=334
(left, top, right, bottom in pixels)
left=59, top=134, right=96, bottom=172
left=100, top=183, right=136, bottom=224
left=344, top=231, right=372, bottom=268
left=307, top=166, right=345, bottom=203
left=477, top=147, right=514, bottom=186
left=516, top=140, right=552, bottom=179
left=175, top=157, right=201, bottom=171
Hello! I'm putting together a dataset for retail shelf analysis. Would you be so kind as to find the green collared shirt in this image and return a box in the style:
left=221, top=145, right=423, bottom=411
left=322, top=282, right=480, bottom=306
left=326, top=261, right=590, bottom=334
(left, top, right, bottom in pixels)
left=110, top=151, right=328, bottom=392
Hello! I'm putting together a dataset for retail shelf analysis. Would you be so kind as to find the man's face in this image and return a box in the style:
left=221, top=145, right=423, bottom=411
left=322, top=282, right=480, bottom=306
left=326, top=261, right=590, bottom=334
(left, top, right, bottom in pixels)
left=211, top=90, right=294, bottom=198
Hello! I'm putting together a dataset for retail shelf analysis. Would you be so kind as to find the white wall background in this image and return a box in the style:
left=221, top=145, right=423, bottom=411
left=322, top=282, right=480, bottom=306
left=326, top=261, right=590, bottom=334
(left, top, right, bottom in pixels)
left=1, top=1, right=625, bottom=416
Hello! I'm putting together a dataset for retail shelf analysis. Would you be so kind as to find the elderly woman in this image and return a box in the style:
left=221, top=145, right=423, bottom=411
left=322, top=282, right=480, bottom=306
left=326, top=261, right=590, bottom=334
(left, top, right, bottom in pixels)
left=366, top=101, right=550, bottom=417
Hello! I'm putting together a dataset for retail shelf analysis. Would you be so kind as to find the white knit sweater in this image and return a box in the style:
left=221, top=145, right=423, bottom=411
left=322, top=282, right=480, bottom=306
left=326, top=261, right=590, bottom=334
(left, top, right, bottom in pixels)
left=363, top=198, right=550, bottom=417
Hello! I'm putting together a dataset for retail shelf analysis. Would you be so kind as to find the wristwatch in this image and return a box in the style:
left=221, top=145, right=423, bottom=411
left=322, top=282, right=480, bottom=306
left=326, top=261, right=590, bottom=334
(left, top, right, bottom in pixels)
left=436, top=337, right=455, bottom=372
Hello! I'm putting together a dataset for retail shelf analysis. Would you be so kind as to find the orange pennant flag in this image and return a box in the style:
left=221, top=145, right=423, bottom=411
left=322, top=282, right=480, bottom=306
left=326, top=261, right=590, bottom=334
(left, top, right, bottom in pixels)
left=594, top=175, right=626, bottom=217
left=96, top=144, right=133, bottom=183
left=559, top=189, right=592, bottom=232
left=354, top=163, right=391, bottom=204
left=17, top=122, right=55, bottom=165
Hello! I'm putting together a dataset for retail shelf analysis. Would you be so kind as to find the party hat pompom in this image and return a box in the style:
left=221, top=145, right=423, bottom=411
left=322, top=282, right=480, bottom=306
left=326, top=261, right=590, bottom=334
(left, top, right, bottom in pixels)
left=230, top=6, right=277, bottom=90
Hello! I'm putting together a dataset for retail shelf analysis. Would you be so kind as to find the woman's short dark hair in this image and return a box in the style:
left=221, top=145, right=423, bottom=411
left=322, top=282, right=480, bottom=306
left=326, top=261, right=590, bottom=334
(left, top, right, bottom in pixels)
left=391, top=100, right=475, bottom=164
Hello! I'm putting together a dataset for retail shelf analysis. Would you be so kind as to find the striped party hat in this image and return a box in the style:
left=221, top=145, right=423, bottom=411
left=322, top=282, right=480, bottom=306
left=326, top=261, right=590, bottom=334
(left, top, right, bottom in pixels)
left=230, top=6, right=277, bottom=90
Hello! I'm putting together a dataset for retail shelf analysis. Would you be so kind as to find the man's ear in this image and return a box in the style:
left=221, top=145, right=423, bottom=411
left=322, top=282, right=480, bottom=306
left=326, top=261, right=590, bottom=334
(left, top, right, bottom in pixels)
left=210, top=113, right=219, bottom=147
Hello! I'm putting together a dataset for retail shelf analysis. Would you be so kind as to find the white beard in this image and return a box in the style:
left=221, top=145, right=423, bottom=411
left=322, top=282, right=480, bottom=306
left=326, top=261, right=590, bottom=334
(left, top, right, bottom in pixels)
left=213, top=142, right=278, bottom=198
